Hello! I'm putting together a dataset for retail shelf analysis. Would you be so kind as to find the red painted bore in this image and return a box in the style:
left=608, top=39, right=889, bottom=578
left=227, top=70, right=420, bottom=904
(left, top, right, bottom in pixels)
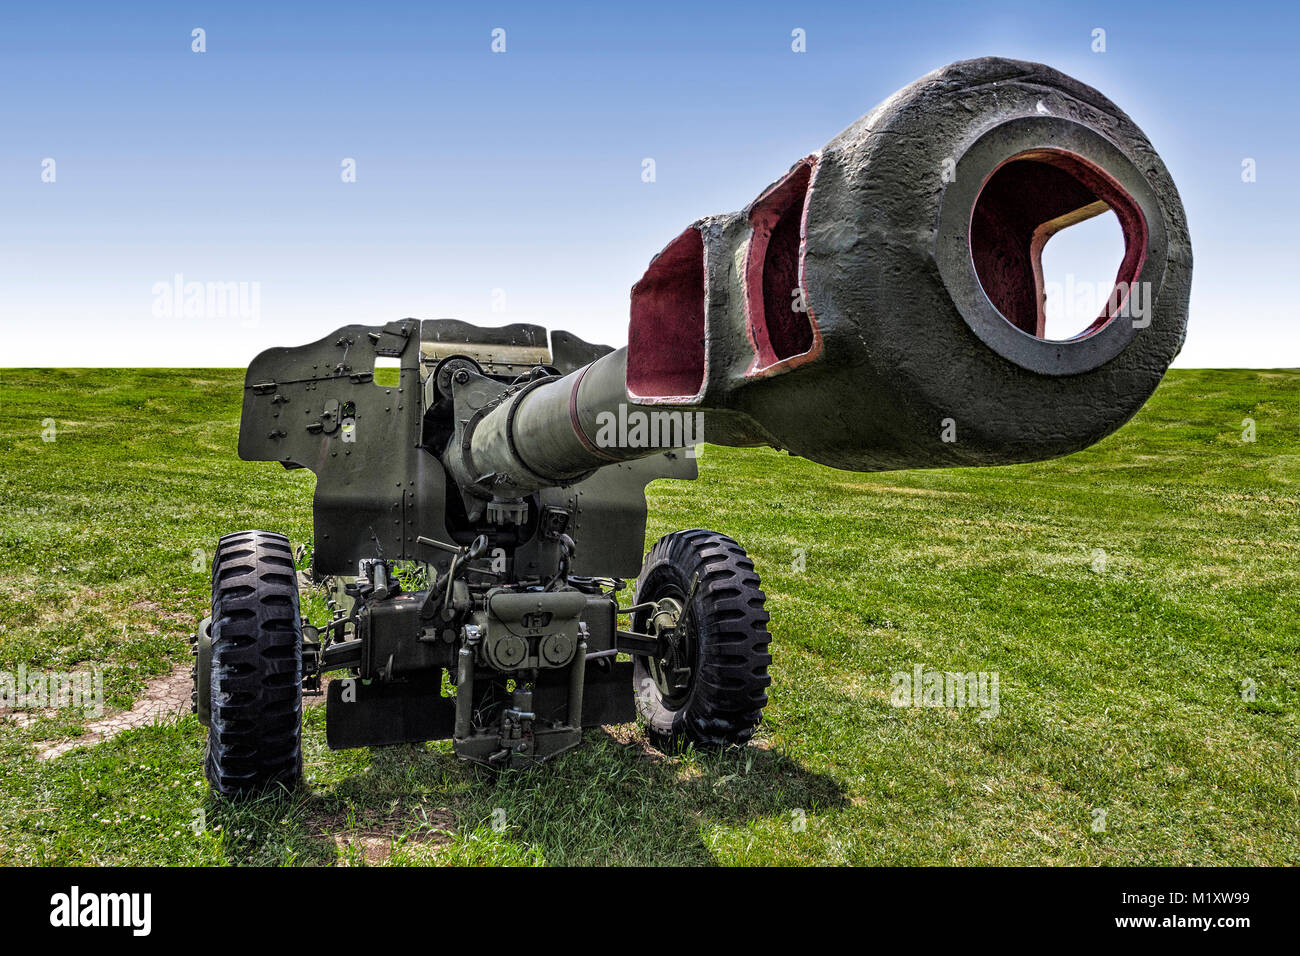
left=969, top=148, right=1148, bottom=340
left=744, top=158, right=820, bottom=373
left=626, top=226, right=706, bottom=401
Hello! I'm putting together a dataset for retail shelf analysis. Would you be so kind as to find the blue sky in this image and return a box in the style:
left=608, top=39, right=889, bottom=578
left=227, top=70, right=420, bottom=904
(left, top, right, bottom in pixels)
left=1, top=0, right=1295, bottom=366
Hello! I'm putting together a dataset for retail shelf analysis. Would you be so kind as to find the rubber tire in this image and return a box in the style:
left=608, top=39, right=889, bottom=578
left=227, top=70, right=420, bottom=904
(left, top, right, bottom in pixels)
left=205, top=530, right=304, bottom=798
left=633, top=530, right=772, bottom=752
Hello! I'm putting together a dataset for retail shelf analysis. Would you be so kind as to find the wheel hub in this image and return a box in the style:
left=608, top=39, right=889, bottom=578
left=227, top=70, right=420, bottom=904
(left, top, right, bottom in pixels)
left=647, top=595, right=695, bottom=707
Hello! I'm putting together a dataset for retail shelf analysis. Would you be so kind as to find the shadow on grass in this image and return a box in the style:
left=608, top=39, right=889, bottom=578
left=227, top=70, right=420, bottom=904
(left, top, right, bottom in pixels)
left=245, top=726, right=846, bottom=866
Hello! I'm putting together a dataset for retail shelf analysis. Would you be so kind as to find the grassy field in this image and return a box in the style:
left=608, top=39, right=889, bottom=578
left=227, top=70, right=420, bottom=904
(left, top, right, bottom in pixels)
left=0, top=367, right=1296, bottom=866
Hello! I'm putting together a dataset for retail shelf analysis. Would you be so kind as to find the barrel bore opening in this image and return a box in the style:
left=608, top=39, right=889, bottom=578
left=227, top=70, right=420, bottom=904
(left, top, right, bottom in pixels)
left=1040, top=209, right=1125, bottom=341
left=627, top=226, right=706, bottom=401
left=745, top=160, right=817, bottom=370
left=970, top=148, right=1147, bottom=341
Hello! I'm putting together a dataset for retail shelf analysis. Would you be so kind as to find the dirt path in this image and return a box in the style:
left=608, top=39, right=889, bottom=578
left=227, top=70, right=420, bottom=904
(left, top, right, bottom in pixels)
left=26, top=665, right=194, bottom=760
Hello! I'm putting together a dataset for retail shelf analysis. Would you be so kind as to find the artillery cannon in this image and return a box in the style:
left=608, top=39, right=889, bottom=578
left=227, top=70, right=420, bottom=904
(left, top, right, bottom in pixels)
left=192, top=57, right=1190, bottom=795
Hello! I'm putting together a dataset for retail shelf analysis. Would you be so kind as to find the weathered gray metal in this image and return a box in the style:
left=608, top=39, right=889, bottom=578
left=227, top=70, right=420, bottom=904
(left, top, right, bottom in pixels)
left=451, top=57, right=1191, bottom=502
left=196, top=57, right=1191, bottom=791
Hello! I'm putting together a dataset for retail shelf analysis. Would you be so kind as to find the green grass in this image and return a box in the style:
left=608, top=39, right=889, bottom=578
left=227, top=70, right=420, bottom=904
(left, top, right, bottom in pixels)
left=0, top=367, right=1296, bottom=865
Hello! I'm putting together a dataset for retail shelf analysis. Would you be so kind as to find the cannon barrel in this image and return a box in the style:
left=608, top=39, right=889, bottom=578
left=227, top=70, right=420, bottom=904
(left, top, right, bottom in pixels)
left=454, top=56, right=1191, bottom=499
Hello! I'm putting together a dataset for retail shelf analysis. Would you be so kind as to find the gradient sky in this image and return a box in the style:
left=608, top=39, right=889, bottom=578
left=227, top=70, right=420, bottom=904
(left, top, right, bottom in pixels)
left=1, top=0, right=1295, bottom=367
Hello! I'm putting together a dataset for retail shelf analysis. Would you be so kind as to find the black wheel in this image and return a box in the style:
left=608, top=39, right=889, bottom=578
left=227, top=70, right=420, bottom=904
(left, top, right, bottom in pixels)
left=205, top=530, right=304, bottom=797
left=632, top=529, right=772, bottom=752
